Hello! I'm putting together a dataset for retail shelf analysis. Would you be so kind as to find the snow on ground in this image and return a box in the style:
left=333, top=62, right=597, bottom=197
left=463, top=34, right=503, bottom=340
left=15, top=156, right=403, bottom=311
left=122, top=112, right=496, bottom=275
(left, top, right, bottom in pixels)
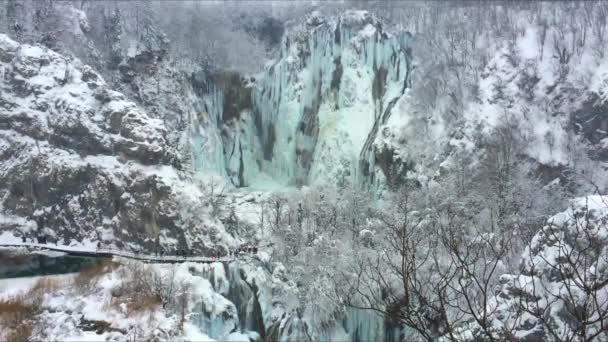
left=182, top=322, right=214, bottom=342
left=0, top=230, right=24, bottom=244
left=0, top=258, right=262, bottom=341
left=0, top=235, right=98, bottom=252
left=0, top=214, right=35, bottom=234
left=0, top=274, right=76, bottom=300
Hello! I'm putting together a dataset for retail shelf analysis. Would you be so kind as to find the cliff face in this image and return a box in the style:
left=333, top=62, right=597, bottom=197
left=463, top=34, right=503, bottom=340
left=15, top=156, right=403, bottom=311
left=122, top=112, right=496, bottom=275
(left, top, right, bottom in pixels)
left=4, top=2, right=608, bottom=195
left=0, top=34, right=234, bottom=253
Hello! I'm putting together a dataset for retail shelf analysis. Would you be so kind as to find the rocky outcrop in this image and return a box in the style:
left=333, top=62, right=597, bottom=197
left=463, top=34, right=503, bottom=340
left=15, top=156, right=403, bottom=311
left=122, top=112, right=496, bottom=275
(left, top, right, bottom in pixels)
left=0, top=34, right=233, bottom=252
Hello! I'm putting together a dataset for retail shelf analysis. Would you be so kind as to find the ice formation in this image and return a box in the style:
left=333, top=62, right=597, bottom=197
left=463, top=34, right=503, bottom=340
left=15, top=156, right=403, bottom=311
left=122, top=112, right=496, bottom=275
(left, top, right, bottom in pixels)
left=192, top=10, right=412, bottom=189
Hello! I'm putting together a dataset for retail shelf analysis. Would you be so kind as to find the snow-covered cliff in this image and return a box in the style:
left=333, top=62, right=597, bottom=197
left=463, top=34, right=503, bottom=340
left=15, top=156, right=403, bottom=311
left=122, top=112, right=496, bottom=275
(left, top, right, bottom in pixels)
left=0, top=34, right=234, bottom=253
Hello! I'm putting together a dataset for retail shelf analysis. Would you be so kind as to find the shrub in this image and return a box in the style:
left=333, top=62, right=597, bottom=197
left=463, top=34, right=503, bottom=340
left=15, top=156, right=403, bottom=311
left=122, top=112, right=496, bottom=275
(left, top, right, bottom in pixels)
left=0, top=294, right=39, bottom=342
left=106, top=261, right=163, bottom=315
left=73, top=258, right=117, bottom=292
left=0, top=275, right=63, bottom=341
left=29, top=277, right=59, bottom=297
left=125, top=292, right=162, bottom=314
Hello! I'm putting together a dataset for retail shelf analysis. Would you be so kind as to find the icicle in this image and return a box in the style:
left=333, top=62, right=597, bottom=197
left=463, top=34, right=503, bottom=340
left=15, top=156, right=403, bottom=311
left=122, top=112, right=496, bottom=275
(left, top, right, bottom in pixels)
left=188, top=78, right=228, bottom=178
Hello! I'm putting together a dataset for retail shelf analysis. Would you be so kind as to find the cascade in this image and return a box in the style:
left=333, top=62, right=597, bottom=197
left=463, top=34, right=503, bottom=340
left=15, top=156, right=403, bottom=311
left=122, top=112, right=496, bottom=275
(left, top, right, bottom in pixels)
left=305, top=307, right=401, bottom=342
left=186, top=262, right=268, bottom=340
left=187, top=262, right=240, bottom=339
left=225, top=263, right=267, bottom=338
left=190, top=262, right=404, bottom=341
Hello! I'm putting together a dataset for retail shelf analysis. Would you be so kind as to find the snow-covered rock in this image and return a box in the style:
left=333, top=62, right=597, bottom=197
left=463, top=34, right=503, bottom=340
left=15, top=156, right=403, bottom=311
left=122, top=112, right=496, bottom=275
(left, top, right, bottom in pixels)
left=0, top=34, right=233, bottom=253
left=480, top=196, right=608, bottom=341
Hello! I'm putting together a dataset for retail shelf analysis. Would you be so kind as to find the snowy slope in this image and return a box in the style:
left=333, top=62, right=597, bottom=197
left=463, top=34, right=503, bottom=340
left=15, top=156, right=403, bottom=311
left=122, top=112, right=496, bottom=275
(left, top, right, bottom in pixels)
left=381, top=21, right=608, bottom=194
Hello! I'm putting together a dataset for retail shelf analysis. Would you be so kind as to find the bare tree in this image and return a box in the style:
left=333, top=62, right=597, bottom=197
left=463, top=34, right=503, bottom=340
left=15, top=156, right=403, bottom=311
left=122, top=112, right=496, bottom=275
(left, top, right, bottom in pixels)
left=338, top=187, right=451, bottom=340
left=337, top=183, right=525, bottom=341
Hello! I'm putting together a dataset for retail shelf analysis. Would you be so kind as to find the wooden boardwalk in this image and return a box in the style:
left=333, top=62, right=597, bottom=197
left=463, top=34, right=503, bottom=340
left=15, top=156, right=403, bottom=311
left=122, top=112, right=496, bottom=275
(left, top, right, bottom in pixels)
left=0, top=243, right=237, bottom=263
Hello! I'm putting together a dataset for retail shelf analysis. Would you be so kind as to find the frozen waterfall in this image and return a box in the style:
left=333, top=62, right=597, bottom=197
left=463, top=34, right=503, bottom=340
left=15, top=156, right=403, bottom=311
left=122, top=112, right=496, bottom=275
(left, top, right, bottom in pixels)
left=190, top=10, right=412, bottom=190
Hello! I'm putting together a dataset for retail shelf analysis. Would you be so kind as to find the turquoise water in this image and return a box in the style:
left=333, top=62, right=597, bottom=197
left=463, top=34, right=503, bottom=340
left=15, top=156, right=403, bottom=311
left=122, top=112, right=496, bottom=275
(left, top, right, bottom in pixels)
left=0, top=249, right=109, bottom=279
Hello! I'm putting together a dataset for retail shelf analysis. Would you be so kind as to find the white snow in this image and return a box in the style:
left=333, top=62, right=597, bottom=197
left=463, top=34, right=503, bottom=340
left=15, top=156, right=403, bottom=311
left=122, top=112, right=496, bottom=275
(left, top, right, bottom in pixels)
left=517, top=26, right=540, bottom=60
left=0, top=231, right=24, bottom=244
left=182, top=322, right=214, bottom=341
left=0, top=257, right=272, bottom=341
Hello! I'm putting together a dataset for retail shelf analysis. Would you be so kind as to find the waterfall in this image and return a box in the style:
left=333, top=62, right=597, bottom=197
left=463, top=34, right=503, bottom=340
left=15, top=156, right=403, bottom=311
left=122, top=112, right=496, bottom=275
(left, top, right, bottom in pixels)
left=225, top=262, right=267, bottom=338
left=191, top=11, right=412, bottom=189
left=249, top=11, right=412, bottom=188
left=340, top=308, right=386, bottom=342
left=197, top=262, right=405, bottom=341
left=178, top=261, right=266, bottom=340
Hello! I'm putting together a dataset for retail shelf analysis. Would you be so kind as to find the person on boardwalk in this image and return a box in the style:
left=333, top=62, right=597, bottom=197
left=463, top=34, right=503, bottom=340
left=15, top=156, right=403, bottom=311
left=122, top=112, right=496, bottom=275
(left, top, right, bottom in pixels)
left=36, top=216, right=44, bottom=230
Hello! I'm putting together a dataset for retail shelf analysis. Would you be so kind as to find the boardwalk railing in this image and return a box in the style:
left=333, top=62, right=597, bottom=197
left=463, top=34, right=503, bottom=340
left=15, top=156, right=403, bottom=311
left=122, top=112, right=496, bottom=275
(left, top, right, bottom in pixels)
left=0, top=243, right=236, bottom=263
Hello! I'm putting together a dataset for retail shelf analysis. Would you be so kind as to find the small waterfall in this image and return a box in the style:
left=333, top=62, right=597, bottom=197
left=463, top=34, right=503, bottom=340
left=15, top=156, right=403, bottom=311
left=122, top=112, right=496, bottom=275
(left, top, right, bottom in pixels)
left=190, top=304, right=239, bottom=340
left=309, top=307, right=405, bottom=342
left=225, top=262, right=267, bottom=339
left=213, top=261, right=404, bottom=342
left=179, top=261, right=267, bottom=340
left=187, top=262, right=239, bottom=340
left=279, top=313, right=313, bottom=342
